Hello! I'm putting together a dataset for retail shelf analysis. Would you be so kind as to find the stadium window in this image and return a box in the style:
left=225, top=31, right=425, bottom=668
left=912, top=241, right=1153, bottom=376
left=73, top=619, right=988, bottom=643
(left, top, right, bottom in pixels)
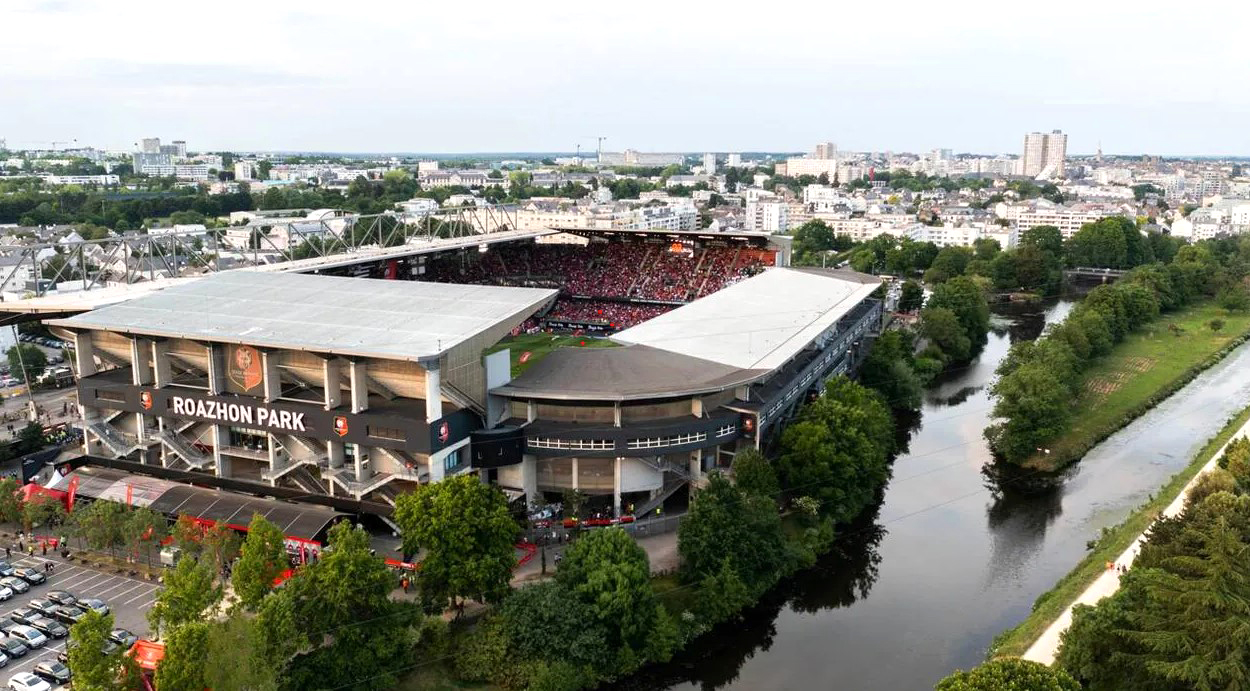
left=367, top=425, right=405, bottom=442
left=443, top=448, right=461, bottom=472
left=529, top=437, right=614, bottom=451
left=95, top=390, right=125, bottom=403
left=716, top=424, right=735, bottom=437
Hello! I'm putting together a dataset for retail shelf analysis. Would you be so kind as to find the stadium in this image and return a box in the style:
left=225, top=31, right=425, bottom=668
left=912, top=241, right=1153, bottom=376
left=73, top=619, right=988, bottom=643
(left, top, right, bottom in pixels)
left=33, top=226, right=884, bottom=519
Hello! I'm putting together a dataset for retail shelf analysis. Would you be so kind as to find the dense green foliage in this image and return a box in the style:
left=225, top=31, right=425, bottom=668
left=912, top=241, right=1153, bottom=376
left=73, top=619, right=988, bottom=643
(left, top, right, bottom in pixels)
left=678, top=473, right=788, bottom=597
left=987, top=235, right=1249, bottom=465
left=936, top=658, right=1080, bottom=690
left=1055, top=439, right=1250, bottom=690
left=231, top=512, right=289, bottom=610
left=6, top=344, right=46, bottom=382
left=777, top=377, right=894, bottom=523
left=393, top=474, right=519, bottom=610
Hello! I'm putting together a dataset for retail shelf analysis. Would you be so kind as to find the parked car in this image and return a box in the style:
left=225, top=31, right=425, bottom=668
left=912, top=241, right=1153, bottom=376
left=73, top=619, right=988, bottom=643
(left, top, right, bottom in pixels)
left=57, top=638, right=117, bottom=664
left=5, top=609, right=37, bottom=627
left=4, top=626, right=46, bottom=649
left=52, top=606, right=83, bottom=626
left=6, top=671, right=50, bottom=691
left=0, top=638, right=27, bottom=660
left=31, top=661, right=69, bottom=686
left=43, top=591, right=74, bottom=607
left=0, top=579, right=26, bottom=596
left=0, top=654, right=6, bottom=669
left=108, top=629, right=137, bottom=648
left=26, top=619, right=65, bottom=640
left=25, top=601, right=55, bottom=618
left=0, top=587, right=11, bottom=603
left=13, top=569, right=43, bottom=586
left=0, top=563, right=15, bottom=579
left=78, top=598, right=108, bottom=616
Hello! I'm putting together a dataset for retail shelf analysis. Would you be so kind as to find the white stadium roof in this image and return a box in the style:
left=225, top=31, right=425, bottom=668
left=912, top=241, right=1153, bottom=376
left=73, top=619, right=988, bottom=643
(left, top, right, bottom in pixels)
left=611, top=267, right=881, bottom=371
left=49, top=271, right=557, bottom=362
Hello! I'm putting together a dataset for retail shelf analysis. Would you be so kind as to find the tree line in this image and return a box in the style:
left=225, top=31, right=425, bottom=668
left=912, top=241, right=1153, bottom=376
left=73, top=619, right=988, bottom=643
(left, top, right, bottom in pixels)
left=986, top=235, right=1250, bottom=465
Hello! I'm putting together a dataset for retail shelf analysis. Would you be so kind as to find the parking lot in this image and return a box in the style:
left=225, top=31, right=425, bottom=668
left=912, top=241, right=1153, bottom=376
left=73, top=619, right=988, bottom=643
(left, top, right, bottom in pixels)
left=0, top=555, right=161, bottom=689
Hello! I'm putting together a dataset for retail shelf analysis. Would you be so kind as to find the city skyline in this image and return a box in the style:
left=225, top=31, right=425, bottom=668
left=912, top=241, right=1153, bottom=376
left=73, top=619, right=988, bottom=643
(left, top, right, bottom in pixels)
left=5, top=0, right=1250, bottom=156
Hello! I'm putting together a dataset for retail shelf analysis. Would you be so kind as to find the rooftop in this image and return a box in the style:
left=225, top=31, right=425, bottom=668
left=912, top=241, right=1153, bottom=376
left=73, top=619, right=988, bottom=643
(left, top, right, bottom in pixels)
left=612, top=267, right=880, bottom=371
left=49, top=271, right=556, bottom=362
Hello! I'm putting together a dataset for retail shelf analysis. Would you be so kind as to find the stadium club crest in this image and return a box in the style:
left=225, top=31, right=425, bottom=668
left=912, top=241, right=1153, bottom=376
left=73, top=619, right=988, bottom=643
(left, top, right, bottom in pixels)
left=437, top=421, right=450, bottom=444
left=333, top=416, right=349, bottom=437
left=228, top=345, right=264, bottom=392
left=139, top=390, right=153, bottom=410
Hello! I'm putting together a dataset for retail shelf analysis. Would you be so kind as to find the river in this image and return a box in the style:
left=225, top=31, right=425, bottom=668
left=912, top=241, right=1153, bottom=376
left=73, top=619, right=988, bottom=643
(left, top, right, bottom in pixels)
left=616, top=298, right=1250, bottom=691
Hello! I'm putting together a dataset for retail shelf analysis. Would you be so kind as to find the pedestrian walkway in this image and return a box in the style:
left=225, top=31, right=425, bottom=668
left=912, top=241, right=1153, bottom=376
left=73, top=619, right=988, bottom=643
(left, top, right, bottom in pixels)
left=1022, top=417, right=1250, bottom=665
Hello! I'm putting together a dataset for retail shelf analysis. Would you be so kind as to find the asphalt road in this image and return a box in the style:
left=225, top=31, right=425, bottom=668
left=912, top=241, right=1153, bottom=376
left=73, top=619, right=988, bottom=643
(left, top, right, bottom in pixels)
left=0, top=554, right=161, bottom=689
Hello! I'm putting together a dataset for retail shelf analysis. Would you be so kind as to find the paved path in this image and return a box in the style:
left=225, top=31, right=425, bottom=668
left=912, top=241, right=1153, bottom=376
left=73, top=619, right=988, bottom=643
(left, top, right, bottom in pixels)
left=511, top=530, right=679, bottom=584
left=1022, top=417, right=1250, bottom=665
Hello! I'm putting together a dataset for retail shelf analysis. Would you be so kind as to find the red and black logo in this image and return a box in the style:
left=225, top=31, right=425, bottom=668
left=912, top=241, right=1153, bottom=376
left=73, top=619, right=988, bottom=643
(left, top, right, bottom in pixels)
left=139, top=391, right=153, bottom=410
left=333, top=416, right=349, bottom=437
left=437, top=421, right=450, bottom=444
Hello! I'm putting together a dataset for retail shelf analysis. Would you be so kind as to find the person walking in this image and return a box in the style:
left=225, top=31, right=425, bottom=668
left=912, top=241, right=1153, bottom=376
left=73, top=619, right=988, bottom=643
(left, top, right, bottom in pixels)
left=40, top=542, right=46, bottom=557
left=4, top=546, right=9, bottom=559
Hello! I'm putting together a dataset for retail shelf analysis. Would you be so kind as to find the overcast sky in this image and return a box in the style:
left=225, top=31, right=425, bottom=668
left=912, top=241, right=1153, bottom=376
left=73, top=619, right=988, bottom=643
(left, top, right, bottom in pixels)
left=4, top=0, right=1249, bottom=156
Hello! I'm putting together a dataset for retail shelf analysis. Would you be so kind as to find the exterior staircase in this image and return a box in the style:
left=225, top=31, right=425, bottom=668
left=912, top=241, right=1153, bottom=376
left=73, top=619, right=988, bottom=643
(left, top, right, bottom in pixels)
left=155, top=430, right=212, bottom=470
left=86, top=422, right=140, bottom=457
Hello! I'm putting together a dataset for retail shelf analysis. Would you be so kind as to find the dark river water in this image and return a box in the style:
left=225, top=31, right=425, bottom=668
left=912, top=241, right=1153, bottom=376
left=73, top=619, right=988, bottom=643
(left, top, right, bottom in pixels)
left=617, top=299, right=1250, bottom=691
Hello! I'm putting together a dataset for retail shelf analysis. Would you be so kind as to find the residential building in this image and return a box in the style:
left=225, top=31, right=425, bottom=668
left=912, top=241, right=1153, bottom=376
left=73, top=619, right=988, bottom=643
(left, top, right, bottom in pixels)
left=41, top=174, right=119, bottom=186
left=140, top=138, right=161, bottom=154
left=418, top=170, right=504, bottom=189
left=234, top=161, right=258, bottom=180
left=727, top=153, right=742, bottom=167
left=703, top=153, right=717, bottom=174
left=814, top=142, right=837, bottom=160
left=1021, top=130, right=1067, bottom=178
left=745, top=199, right=788, bottom=232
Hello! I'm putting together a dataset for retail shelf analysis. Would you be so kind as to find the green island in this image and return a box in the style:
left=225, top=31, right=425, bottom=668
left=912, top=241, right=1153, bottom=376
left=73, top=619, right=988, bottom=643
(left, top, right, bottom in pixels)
left=1027, top=301, right=1250, bottom=471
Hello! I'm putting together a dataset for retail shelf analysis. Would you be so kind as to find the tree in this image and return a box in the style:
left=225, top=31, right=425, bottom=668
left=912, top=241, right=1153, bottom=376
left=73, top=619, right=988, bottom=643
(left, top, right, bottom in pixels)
left=937, top=658, right=1080, bottom=691
left=1065, top=218, right=1130, bottom=268
left=920, top=306, right=973, bottom=363
left=498, top=581, right=610, bottom=671
left=924, top=246, right=973, bottom=283
left=926, top=276, right=990, bottom=347
left=123, top=506, right=167, bottom=567
left=67, top=611, right=130, bottom=690
left=72, top=499, right=129, bottom=556
left=232, top=513, right=289, bottom=610
left=22, top=494, right=65, bottom=535
left=857, top=329, right=924, bottom=409
left=1210, top=318, right=1226, bottom=333
left=973, top=237, right=1001, bottom=261
left=899, top=279, right=924, bottom=312
left=203, top=615, right=281, bottom=691
left=147, top=554, right=223, bottom=638
left=1020, top=225, right=1064, bottom=257
left=16, top=422, right=43, bottom=454
left=257, top=160, right=272, bottom=180
left=1218, top=283, right=1250, bottom=312
left=394, top=475, right=518, bottom=611
left=731, top=448, right=779, bottom=499
left=678, top=473, right=787, bottom=596
left=556, top=527, right=657, bottom=654
left=155, top=620, right=210, bottom=691
left=986, top=362, right=1074, bottom=464
left=7, top=344, right=46, bottom=383
left=0, top=478, right=22, bottom=525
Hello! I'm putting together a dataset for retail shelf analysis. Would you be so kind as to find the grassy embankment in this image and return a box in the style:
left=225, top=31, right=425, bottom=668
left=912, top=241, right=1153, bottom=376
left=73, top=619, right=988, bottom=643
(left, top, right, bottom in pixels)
left=990, top=395, right=1250, bottom=659
left=1023, top=301, right=1250, bottom=472
left=486, top=332, right=617, bottom=378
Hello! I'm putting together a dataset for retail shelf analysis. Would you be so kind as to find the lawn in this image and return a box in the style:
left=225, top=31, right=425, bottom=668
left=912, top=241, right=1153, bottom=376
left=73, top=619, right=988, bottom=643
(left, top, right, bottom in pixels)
left=486, top=332, right=617, bottom=378
left=990, top=401, right=1250, bottom=659
left=1026, top=301, right=1250, bottom=471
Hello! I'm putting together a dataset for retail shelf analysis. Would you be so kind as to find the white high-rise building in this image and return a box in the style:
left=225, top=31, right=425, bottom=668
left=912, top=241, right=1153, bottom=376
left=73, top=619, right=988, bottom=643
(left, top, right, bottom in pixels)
left=813, top=142, right=837, bottom=160
left=171, top=140, right=187, bottom=158
left=140, top=138, right=161, bottom=154
left=727, top=153, right=742, bottom=167
left=703, top=152, right=716, bottom=174
left=745, top=199, right=788, bottom=232
left=1021, top=130, right=1067, bottom=178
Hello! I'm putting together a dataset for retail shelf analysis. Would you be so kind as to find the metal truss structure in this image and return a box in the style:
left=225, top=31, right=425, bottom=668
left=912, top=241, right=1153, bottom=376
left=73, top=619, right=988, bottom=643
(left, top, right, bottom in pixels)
left=0, top=205, right=519, bottom=297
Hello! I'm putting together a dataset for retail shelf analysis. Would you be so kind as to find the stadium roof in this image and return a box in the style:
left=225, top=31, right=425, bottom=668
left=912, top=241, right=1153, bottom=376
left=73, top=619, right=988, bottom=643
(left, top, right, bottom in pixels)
left=48, top=271, right=557, bottom=362
left=47, top=465, right=343, bottom=541
left=611, top=267, right=881, bottom=371
left=492, top=344, right=766, bottom=401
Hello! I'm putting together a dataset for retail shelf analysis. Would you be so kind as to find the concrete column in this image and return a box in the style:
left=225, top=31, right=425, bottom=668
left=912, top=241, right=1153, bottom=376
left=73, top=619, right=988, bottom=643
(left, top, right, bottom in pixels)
left=211, top=425, right=230, bottom=477
left=323, top=358, right=342, bottom=410
left=614, top=402, right=622, bottom=427
left=72, top=331, right=97, bottom=378
left=267, top=433, right=285, bottom=484
left=354, top=445, right=372, bottom=483
left=521, top=455, right=539, bottom=507
left=151, top=341, right=171, bottom=388
left=571, top=457, right=579, bottom=491
left=613, top=457, right=622, bottom=518
left=262, top=351, right=281, bottom=403
left=428, top=450, right=446, bottom=483
left=526, top=400, right=536, bottom=423
left=424, top=360, right=442, bottom=422
left=130, top=338, right=152, bottom=385
left=348, top=360, right=369, bottom=414
left=327, top=440, right=345, bottom=469
left=134, top=413, right=147, bottom=445
left=690, top=450, right=702, bottom=485
left=206, top=344, right=224, bottom=394
left=691, top=397, right=703, bottom=418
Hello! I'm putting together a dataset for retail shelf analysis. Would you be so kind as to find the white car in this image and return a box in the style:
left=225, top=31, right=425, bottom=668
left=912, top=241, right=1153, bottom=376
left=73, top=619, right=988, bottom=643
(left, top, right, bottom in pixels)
left=0, top=586, right=12, bottom=602
left=7, top=672, right=50, bottom=691
left=4, top=627, right=45, bottom=650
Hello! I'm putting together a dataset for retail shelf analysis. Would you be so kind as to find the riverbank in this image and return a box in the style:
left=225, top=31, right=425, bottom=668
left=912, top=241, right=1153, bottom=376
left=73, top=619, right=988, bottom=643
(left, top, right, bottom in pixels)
left=989, top=401, right=1250, bottom=658
left=1023, top=302, right=1250, bottom=471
